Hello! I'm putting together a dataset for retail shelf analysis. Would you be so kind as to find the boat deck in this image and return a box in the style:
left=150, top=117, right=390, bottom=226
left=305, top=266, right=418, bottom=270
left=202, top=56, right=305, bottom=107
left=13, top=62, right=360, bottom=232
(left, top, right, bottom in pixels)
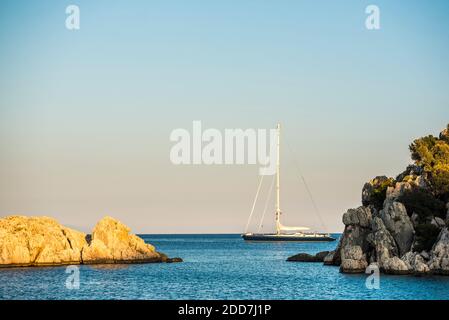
left=242, top=233, right=336, bottom=242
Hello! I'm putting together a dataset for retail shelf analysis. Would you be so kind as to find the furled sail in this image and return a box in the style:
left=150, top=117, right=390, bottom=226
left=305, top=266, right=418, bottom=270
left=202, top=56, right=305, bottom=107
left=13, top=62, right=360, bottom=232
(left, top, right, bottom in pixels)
left=279, top=223, right=310, bottom=232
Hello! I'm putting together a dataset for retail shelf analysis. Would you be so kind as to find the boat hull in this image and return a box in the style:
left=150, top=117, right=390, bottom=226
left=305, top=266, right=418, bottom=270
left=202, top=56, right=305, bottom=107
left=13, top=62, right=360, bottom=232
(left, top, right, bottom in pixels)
left=242, top=233, right=335, bottom=242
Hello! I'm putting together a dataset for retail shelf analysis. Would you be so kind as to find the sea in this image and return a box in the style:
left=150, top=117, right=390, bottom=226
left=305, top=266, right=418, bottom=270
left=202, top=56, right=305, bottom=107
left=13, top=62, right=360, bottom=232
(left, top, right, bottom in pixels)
left=1, top=234, right=449, bottom=300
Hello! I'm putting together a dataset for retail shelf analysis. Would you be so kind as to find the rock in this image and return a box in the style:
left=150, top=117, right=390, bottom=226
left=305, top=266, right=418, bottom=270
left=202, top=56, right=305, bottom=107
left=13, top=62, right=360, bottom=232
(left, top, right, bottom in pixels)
left=379, top=202, right=414, bottom=256
left=323, top=251, right=337, bottom=265
left=340, top=245, right=368, bottom=273
left=415, top=175, right=429, bottom=189
left=159, top=252, right=182, bottom=263
left=429, top=228, right=449, bottom=275
left=431, top=217, right=446, bottom=228
left=401, top=251, right=415, bottom=268
left=315, top=251, right=330, bottom=261
left=342, top=206, right=372, bottom=227
left=333, top=206, right=373, bottom=272
left=420, top=251, right=430, bottom=260
left=362, top=176, right=394, bottom=208
left=287, top=251, right=329, bottom=262
left=324, top=124, right=449, bottom=276
left=414, top=256, right=430, bottom=274
left=323, top=238, right=342, bottom=266
left=439, top=127, right=449, bottom=141
left=287, top=253, right=315, bottom=262
left=411, top=213, right=420, bottom=228
left=166, top=257, right=183, bottom=263
left=402, top=252, right=430, bottom=275
left=82, top=216, right=162, bottom=264
left=340, top=206, right=373, bottom=252
left=0, top=215, right=180, bottom=267
left=368, top=217, right=399, bottom=271
left=396, top=165, right=423, bottom=182
left=385, top=182, right=413, bottom=203
left=382, top=256, right=410, bottom=275
left=0, top=216, right=87, bottom=267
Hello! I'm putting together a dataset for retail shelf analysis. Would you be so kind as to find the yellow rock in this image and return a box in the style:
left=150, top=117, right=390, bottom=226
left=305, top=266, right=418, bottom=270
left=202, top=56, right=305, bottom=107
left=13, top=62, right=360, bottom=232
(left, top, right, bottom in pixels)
left=0, top=216, right=86, bottom=266
left=0, top=215, right=176, bottom=267
left=82, top=216, right=161, bottom=263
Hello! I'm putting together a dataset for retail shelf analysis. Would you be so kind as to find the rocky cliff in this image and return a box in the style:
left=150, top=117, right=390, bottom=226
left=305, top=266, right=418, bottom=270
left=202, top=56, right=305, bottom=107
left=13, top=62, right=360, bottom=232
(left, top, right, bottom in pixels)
left=0, top=215, right=181, bottom=267
left=322, top=124, right=449, bottom=275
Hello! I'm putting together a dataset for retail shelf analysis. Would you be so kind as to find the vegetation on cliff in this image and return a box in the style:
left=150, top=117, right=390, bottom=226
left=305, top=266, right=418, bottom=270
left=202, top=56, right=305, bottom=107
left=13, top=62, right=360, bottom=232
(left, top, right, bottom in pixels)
left=362, top=176, right=395, bottom=210
left=409, top=124, right=449, bottom=200
left=292, top=123, right=449, bottom=275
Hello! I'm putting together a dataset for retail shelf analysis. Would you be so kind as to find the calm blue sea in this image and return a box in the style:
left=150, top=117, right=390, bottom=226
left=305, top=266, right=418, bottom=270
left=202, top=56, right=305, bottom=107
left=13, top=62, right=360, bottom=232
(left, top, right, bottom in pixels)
left=1, top=234, right=448, bottom=300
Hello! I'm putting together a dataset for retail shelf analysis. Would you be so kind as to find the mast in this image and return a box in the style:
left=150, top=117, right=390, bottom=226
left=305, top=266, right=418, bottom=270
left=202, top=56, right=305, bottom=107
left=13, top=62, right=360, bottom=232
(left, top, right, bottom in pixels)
left=275, top=123, right=281, bottom=235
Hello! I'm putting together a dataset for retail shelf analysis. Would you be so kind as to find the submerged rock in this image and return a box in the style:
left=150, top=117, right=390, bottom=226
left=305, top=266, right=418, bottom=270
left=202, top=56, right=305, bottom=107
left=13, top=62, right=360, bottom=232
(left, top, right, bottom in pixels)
left=0, top=215, right=180, bottom=267
left=287, top=251, right=329, bottom=262
left=165, top=257, right=183, bottom=263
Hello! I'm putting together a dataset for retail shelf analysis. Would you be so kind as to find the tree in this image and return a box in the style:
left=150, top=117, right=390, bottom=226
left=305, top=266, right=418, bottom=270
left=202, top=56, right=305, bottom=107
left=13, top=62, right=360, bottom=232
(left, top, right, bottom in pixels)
left=409, top=124, right=449, bottom=200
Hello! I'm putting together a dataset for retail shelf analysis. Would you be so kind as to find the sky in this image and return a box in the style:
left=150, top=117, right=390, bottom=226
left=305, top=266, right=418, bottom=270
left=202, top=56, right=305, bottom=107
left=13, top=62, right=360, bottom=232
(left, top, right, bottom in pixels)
left=0, top=0, right=448, bottom=233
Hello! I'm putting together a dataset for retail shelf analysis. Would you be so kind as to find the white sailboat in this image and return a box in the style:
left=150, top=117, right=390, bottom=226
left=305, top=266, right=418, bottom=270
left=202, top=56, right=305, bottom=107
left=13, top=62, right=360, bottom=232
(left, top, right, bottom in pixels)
left=242, top=124, right=335, bottom=242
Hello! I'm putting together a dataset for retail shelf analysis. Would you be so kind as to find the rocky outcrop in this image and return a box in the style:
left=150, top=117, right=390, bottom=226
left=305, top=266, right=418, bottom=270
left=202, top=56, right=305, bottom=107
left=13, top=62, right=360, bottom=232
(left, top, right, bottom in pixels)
left=292, top=124, right=449, bottom=276
left=0, top=216, right=87, bottom=267
left=340, top=245, right=368, bottom=273
left=366, top=217, right=411, bottom=274
left=287, top=251, right=329, bottom=262
left=362, top=176, right=394, bottom=209
left=395, top=165, right=423, bottom=183
left=431, top=217, right=446, bottom=228
left=0, top=215, right=182, bottom=267
left=323, top=250, right=339, bottom=265
left=402, top=251, right=430, bottom=275
left=337, top=206, right=372, bottom=272
left=382, top=256, right=410, bottom=275
left=385, top=181, right=414, bottom=203
left=428, top=228, right=449, bottom=275
left=82, top=217, right=161, bottom=264
left=379, top=202, right=414, bottom=256
left=342, top=206, right=372, bottom=228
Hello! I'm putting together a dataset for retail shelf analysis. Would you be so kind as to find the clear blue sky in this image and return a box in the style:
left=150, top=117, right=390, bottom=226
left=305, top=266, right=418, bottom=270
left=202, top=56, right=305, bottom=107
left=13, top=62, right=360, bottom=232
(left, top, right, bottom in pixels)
left=0, top=1, right=448, bottom=233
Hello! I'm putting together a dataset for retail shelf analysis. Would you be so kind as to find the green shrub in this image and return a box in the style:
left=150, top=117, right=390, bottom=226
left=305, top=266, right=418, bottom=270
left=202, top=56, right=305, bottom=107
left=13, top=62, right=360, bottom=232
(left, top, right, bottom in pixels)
left=365, top=177, right=395, bottom=210
left=409, top=126, right=449, bottom=200
left=414, top=224, right=441, bottom=252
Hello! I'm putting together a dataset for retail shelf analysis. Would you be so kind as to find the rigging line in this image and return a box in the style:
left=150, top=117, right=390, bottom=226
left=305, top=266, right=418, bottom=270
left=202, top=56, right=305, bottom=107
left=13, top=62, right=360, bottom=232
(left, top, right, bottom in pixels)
left=244, top=174, right=265, bottom=233
left=284, top=129, right=328, bottom=232
left=258, top=174, right=276, bottom=233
